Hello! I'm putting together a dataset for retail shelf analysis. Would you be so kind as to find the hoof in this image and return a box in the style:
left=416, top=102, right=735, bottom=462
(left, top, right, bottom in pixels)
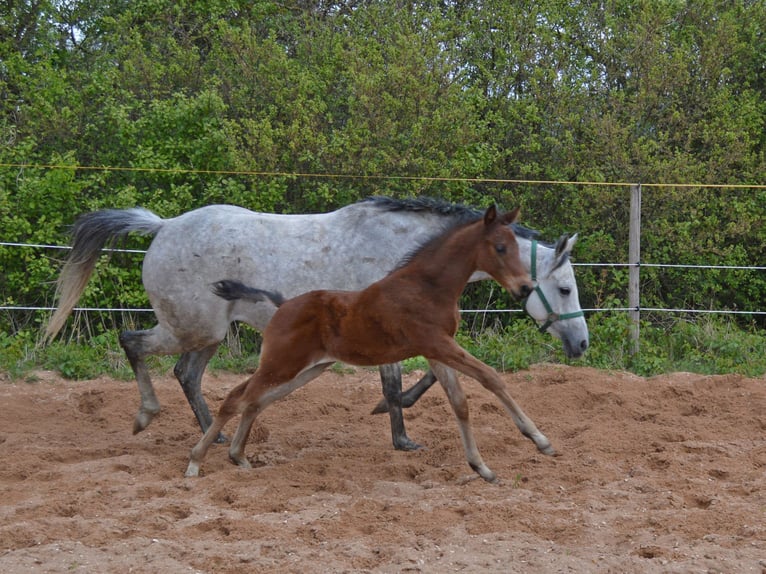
left=393, top=436, right=424, bottom=452
left=539, top=443, right=557, bottom=456
left=481, top=470, right=499, bottom=484
left=485, top=474, right=501, bottom=485
left=229, top=454, right=252, bottom=469
left=214, top=432, right=229, bottom=445
left=132, top=408, right=159, bottom=434
left=185, top=462, right=200, bottom=477
left=470, top=462, right=497, bottom=483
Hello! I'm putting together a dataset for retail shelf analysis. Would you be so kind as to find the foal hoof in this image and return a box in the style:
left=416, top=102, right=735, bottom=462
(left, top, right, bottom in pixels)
left=481, top=471, right=499, bottom=484
left=228, top=454, right=252, bottom=469
left=184, top=461, right=201, bottom=477
left=469, top=462, right=498, bottom=484
left=539, top=443, right=558, bottom=457
left=132, top=408, right=159, bottom=434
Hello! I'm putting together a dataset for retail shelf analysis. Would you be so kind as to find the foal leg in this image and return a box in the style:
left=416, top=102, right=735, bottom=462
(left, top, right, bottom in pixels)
left=185, top=379, right=250, bottom=477
left=437, top=343, right=555, bottom=456
left=186, top=362, right=335, bottom=476
left=378, top=363, right=422, bottom=451
left=429, top=361, right=497, bottom=483
left=227, top=362, right=333, bottom=468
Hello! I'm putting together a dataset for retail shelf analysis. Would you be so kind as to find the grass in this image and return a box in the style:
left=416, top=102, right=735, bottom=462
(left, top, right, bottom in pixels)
left=1, top=314, right=765, bottom=381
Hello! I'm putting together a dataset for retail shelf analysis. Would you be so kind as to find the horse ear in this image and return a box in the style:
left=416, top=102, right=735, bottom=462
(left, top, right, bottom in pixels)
left=501, top=206, right=521, bottom=225
left=554, top=233, right=578, bottom=258
left=483, top=204, right=498, bottom=226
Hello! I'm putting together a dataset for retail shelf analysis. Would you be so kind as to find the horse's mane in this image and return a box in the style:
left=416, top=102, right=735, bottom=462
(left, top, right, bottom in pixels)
left=360, top=195, right=543, bottom=242
left=360, top=196, right=546, bottom=270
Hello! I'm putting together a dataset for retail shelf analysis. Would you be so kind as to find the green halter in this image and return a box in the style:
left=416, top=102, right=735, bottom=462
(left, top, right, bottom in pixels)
left=523, top=240, right=585, bottom=333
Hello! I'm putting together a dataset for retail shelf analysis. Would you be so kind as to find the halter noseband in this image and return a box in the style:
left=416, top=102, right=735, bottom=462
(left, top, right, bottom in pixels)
left=522, top=240, right=585, bottom=333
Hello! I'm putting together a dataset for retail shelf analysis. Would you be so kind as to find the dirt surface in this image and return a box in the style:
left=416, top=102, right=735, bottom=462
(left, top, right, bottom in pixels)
left=0, top=364, right=764, bottom=573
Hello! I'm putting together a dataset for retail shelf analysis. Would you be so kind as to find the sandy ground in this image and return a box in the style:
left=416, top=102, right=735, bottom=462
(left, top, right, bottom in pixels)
left=0, top=364, right=764, bottom=573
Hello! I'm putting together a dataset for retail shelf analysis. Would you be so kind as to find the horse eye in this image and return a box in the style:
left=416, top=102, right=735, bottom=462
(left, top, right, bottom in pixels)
left=559, top=287, right=571, bottom=296
left=495, top=244, right=506, bottom=254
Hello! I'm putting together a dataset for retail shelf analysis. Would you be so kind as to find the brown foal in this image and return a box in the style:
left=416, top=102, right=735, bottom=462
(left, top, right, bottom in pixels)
left=185, top=205, right=556, bottom=482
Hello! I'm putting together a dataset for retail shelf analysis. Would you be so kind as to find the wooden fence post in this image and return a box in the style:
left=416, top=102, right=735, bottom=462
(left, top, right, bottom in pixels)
left=628, top=184, right=641, bottom=355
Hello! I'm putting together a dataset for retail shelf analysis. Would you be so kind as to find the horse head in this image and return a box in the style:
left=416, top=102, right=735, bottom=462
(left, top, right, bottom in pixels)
left=522, top=233, right=590, bottom=358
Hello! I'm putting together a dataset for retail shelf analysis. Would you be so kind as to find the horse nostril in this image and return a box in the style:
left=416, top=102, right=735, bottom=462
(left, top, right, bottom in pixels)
left=581, top=339, right=589, bottom=351
left=520, top=284, right=532, bottom=298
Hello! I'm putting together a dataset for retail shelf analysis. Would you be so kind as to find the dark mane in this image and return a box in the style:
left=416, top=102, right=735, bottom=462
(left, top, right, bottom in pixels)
left=360, top=195, right=544, bottom=244
left=361, top=195, right=482, bottom=226
left=359, top=196, right=544, bottom=271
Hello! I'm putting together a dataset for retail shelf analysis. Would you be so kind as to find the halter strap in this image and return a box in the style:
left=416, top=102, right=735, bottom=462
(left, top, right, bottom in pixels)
left=523, top=240, right=585, bottom=333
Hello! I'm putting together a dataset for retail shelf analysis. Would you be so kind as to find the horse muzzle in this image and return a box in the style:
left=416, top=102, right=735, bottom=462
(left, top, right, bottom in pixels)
left=562, top=335, right=589, bottom=359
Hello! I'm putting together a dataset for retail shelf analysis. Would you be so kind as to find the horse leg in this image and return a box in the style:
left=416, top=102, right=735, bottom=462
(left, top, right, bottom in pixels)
left=119, top=330, right=162, bottom=434
left=174, top=345, right=226, bottom=442
left=378, top=363, right=423, bottom=451
left=428, top=361, right=497, bottom=483
left=371, top=369, right=438, bottom=414
left=435, top=343, right=555, bottom=457
left=119, top=325, right=187, bottom=434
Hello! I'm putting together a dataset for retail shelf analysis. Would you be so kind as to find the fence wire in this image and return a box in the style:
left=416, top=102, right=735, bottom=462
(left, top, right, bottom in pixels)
left=2, top=242, right=764, bottom=316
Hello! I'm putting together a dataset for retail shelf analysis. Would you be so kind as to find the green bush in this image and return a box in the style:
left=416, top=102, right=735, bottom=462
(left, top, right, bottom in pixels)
left=2, top=1, right=765, bottom=369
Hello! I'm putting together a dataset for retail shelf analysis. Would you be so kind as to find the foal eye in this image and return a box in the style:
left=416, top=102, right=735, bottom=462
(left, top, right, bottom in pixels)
left=495, top=244, right=506, bottom=254
left=559, top=287, right=571, bottom=296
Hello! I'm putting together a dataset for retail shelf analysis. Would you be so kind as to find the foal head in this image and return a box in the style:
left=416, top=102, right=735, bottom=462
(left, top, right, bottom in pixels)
left=477, top=206, right=533, bottom=300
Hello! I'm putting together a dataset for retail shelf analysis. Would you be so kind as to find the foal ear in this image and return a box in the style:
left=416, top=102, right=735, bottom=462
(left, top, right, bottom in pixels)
left=483, top=204, right=498, bottom=226
left=500, top=206, right=521, bottom=225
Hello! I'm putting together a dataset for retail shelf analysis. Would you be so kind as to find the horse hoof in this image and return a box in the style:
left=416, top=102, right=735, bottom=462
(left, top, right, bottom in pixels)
left=214, top=432, right=229, bottom=445
left=394, top=437, right=424, bottom=452
left=132, top=409, right=158, bottom=434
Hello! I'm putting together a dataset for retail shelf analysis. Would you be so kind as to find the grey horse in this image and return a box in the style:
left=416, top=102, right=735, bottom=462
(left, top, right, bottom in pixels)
left=46, top=197, right=588, bottom=449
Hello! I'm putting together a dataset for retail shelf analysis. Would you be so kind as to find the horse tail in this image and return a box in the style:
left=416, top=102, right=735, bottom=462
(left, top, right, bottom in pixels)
left=211, top=280, right=285, bottom=308
left=45, top=208, right=164, bottom=341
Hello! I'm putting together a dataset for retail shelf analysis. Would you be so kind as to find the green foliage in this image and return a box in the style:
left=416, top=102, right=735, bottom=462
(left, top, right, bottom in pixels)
left=0, top=330, right=134, bottom=380
left=456, top=320, right=555, bottom=373
left=1, top=1, right=765, bottom=371
left=637, top=315, right=766, bottom=377
left=454, top=312, right=766, bottom=378
left=0, top=330, right=32, bottom=379
left=401, top=356, right=430, bottom=374
left=208, top=324, right=262, bottom=373
left=579, top=310, right=636, bottom=370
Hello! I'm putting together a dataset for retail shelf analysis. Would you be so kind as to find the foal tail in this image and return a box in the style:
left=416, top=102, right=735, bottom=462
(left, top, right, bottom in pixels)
left=211, top=280, right=286, bottom=308
left=45, top=208, right=164, bottom=341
